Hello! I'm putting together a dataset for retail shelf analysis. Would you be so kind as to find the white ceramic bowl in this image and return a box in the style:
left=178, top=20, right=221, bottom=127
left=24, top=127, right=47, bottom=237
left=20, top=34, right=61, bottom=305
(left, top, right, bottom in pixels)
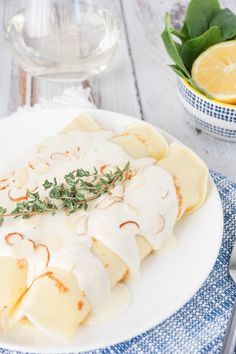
left=177, top=78, right=236, bottom=142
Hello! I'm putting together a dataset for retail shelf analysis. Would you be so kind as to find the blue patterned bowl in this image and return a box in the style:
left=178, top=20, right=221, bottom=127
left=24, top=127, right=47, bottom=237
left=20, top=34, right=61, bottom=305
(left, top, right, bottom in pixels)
left=177, top=78, right=236, bottom=142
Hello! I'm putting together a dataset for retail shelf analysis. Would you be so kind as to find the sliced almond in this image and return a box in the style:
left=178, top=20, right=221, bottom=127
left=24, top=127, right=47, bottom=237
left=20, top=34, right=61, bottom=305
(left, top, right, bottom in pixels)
left=12, top=167, right=29, bottom=188
left=0, top=179, right=9, bottom=191
left=124, top=202, right=139, bottom=215
left=36, top=244, right=50, bottom=268
left=0, top=170, right=13, bottom=180
left=27, top=239, right=36, bottom=249
left=100, top=164, right=110, bottom=175
left=125, top=168, right=135, bottom=181
left=4, top=232, right=24, bottom=246
left=127, top=175, right=145, bottom=191
left=154, top=213, right=165, bottom=233
left=41, top=235, right=63, bottom=252
left=95, top=196, right=122, bottom=209
left=35, top=144, right=46, bottom=154
left=50, top=152, right=73, bottom=161
left=76, top=215, right=89, bottom=236
left=0, top=176, right=10, bottom=191
left=0, top=186, right=8, bottom=191
left=110, top=184, right=124, bottom=199
left=99, top=164, right=116, bottom=175
left=69, top=146, right=81, bottom=160
left=0, top=178, right=8, bottom=183
left=0, top=307, right=9, bottom=333
left=160, top=189, right=169, bottom=199
left=27, top=185, right=39, bottom=193
left=11, top=239, right=35, bottom=259
left=119, top=220, right=140, bottom=233
left=8, top=188, right=28, bottom=202
left=28, top=158, right=50, bottom=174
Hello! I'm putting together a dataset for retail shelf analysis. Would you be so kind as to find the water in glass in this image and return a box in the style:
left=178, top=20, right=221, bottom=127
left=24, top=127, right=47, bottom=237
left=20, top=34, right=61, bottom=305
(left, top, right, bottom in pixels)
left=4, top=1, right=120, bottom=80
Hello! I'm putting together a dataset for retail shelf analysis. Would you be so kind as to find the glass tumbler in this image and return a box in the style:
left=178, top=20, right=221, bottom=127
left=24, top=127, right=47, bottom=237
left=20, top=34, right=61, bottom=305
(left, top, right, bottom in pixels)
left=3, top=0, right=121, bottom=81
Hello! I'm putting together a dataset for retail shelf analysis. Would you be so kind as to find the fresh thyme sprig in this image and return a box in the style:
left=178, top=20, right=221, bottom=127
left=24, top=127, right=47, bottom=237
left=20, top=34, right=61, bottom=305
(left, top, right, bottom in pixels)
left=0, top=207, right=6, bottom=225
left=0, top=162, right=130, bottom=225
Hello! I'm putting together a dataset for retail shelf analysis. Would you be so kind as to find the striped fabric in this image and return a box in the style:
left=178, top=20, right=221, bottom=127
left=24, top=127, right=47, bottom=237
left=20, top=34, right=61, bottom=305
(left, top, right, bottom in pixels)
left=0, top=171, right=235, bottom=354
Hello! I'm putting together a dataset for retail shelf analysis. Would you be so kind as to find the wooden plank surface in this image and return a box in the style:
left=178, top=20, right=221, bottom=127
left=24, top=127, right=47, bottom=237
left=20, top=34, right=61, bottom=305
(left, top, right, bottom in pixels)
left=0, top=5, right=12, bottom=117
left=89, top=0, right=142, bottom=118
left=0, top=0, right=235, bottom=179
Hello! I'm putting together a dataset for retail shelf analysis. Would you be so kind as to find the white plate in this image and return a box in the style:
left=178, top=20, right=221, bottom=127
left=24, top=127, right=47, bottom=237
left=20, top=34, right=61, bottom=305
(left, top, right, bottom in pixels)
left=0, top=109, right=223, bottom=353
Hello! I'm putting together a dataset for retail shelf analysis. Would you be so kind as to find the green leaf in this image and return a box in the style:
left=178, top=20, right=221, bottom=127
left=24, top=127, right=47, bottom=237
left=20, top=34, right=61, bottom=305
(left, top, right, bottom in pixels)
left=180, top=21, right=190, bottom=43
left=169, top=64, right=189, bottom=79
left=64, top=173, right=76, bottom=186
left=170, top=22, right=190, bottom=43
left=123, top=162, right=130, bottom=171
left=188, top=78, right=213, bottom=99
left=0, top=206, right=6, bottom=214
left=185, top=0, right=221, bottom=38
left=43, top=180, right=53, bottom=190
left=210, top=8, right=236, bottom=40
left=161, top=13, right=190, bottom=78
left=170, top=27, right=189, bottom=42
left=181, top=26, right=223, bottom=69
left=0, top=206, right=6, bottom=225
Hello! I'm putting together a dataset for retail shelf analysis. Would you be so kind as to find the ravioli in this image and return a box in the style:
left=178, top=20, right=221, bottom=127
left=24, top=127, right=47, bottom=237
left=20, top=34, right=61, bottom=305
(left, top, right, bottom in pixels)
left=0, top=114, right=208, bottom=338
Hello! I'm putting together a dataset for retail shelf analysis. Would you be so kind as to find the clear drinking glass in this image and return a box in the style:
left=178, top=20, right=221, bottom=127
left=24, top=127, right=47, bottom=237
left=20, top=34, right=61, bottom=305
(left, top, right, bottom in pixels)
left=3, top=0, right=121, bottom=81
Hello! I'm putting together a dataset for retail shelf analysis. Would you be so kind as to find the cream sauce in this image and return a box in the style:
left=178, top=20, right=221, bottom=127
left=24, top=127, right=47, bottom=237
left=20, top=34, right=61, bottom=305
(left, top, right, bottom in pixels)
left=0, top=129, right=178, bottom=319
left=84, top=284, right=131, bottom=325
left=156, top=235, right=178, bottom=256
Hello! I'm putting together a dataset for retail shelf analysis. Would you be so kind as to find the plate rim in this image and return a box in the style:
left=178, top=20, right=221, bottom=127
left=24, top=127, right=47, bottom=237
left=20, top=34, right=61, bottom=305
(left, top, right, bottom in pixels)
left=0, top=108, right=224, bottom=353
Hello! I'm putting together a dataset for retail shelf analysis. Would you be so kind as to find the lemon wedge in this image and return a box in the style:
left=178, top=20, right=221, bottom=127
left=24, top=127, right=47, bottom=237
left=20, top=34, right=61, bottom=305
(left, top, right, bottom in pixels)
left=192, top=40, right=236, bottom=104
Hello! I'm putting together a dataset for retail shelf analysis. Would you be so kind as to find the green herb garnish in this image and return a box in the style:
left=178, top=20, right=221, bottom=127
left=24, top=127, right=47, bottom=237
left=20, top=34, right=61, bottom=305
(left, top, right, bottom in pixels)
left=0, top=163, right=130, bottom=225
left=161, top=0, right=236, bottom=95
left=0, top=206, right=6, bottom=225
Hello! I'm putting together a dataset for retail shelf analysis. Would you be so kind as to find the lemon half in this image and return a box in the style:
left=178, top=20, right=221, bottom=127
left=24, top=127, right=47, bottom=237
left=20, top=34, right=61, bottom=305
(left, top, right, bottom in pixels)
left=192, top=40, right=236, bottom=104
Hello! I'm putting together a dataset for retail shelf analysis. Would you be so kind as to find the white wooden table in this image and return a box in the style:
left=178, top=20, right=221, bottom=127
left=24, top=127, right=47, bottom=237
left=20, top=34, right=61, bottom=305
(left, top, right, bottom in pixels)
left=0, top=0, right=235, bottom=180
